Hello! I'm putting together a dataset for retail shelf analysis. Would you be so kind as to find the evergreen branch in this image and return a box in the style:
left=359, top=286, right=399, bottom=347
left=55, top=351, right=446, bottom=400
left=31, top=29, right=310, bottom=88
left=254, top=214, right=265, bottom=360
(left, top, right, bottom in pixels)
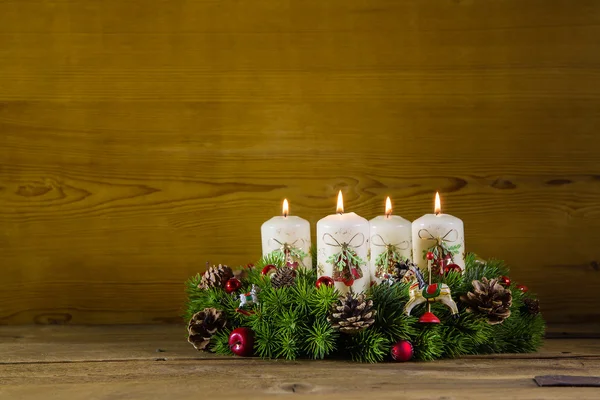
left=304, top=319, right=338, bottom=359
left=345, top=329, right=390, bottom=363
left=211, top=327, right=234, bottom=355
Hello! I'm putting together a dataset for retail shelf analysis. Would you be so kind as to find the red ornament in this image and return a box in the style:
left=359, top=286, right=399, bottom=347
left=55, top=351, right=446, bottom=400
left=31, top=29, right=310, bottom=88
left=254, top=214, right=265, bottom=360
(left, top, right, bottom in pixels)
left=316, top=276, right=335, bottom=289
left=261, top=264, right=277, bottom=276
left=245, top=263, right=254, bottom=269
left=229, top=327, right=255, bottom=357
left=443, top=263, right=462, bottom=275
left=516, top=284, right=528, bottom=293
left=391, top=340, right=414, bottom=362
left=419, top=311, right=441, bottom=324
left=426, top=252, right=435, bottom=261
left=499, top=276, right=511, bottom=287
left=225, top=278, right=242, bottom=294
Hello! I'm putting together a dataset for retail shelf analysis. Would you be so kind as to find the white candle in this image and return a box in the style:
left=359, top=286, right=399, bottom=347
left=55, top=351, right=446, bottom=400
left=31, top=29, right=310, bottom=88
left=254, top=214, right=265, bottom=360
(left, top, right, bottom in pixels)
left=317, top=191, right=370, bottom=294
left=412, top=192, right=465, bottom=274
left=369, top=197, right=412, bottom=284
left=261, top=199, right=312, bottom=269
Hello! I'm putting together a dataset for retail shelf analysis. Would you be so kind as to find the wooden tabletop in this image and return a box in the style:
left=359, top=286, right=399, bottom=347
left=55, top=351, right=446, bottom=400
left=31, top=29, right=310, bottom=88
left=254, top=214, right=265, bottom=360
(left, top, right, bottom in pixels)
left=1, top=325, right=599, bottom=399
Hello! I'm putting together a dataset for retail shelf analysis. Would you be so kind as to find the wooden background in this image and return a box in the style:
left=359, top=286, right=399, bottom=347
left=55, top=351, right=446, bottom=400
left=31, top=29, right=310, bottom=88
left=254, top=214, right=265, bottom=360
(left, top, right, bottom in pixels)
left=1, top=0, right=599, bottom=327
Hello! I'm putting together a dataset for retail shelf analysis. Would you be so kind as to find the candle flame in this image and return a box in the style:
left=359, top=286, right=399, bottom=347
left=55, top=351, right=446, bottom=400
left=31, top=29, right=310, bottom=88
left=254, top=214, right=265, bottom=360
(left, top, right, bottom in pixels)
left=336, top=190, right=344, bottom=214
left=385, top=196, right=392, bottom=217
left=282, top=199, right=289, bottom=217
left=434, top=192, right=441, bottom=215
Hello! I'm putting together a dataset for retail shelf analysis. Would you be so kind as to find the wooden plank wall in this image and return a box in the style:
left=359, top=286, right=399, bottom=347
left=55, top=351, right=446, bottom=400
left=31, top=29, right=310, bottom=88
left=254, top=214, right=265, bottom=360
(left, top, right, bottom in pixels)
left=1, top=0, right=599, bottom=326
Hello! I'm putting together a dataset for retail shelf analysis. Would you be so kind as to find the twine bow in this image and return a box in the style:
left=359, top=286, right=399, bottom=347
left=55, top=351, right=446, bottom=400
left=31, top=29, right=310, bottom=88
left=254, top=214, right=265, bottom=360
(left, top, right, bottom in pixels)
left=268, top=238, right=307, bottom=268
left=322, top=232, right=365, bottom=250
left=418, top=228, right=458, bottom=245
left=370, top=234, right=410, bottom=251
left=268, top=238, right=303, bottom=251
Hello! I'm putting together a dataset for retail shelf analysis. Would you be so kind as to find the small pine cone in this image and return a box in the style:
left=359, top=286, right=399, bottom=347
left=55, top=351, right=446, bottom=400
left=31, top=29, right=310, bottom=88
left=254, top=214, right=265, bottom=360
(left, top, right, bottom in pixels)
left=187, top=308, right=227, bottom=351
left=271, top=266, right=296, bottom=289
left=393, top=260, right=417, bottom=282
left=328, top=292, right=377, bottom=334
left=461, top=277, right=512, bottom=325
left=522, top=298, right=540, bottom=316
left=198, top=264, right=234, bottom=290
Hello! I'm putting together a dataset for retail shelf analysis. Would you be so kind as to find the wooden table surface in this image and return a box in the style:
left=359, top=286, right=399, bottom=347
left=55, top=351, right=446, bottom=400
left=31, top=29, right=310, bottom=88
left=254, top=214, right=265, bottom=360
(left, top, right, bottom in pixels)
left=1, top=325, right=599, bottom=399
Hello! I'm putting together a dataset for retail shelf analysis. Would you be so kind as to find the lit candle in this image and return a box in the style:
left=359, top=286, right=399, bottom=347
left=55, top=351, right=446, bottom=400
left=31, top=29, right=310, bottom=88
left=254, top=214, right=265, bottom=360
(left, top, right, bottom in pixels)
left=261, top=199, right=312, bottom=269
left=317, top=191, right=370, bottom=294
left=412, top=192, right=465, bottom=274
left=369, top=197, right=412, bottom=284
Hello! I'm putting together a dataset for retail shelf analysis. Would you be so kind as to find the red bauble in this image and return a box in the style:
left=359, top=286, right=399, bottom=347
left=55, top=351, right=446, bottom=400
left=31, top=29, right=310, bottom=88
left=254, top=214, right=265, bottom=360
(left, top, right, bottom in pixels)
left=426, top=252, right=435, bottom=261
left=225, top=278, right=242, bottom=294
left=391, top=340, right=414, bottom=362
left=499, top=275, right=511, bottom=287
left=443, top=263, right=462, bottom=274
left=245, top=263, right=255, bottom=269
left=261, top=264, right=277, bottom=276
left=229, top=327, right=255, bottom=357
left=316, top=276, right=334, bottom=289
left=516, top=284, right=528, bottom=293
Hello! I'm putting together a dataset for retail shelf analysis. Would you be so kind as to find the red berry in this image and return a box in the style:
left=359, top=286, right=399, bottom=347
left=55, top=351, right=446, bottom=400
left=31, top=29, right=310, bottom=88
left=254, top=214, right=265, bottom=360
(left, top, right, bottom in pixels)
left=225, top=278, right=242, bottom=294
left=426, top=252, right=435, bottom=261
left=391, top=340, right=414, bottom=362
left=516, top=284, right=528, bottom=293
left=316, top=276, right=335, bottom=289
left=499, top=276, right=511, bottom=287
left=229, top=327, right=255, bottom=357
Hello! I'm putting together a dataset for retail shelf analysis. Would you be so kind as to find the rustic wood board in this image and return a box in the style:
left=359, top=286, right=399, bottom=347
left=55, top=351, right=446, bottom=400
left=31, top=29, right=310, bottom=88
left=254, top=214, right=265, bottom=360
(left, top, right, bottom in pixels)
left=1, top=326, right=600, bottom=399
left=1, top=0, right=600, bottom=326
left=1, top=325, right=600, bottom=364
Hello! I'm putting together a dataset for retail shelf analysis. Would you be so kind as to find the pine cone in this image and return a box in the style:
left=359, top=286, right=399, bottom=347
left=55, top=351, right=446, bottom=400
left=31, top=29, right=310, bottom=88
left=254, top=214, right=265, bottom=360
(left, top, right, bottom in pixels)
left=522, top=298, right=540, bottom=316
left=271, top=266, right=296, bottom=289
left=187, top=308, right=227, bottom=351
left=393, top=260, right=417, bottom=282
left=461, top=277, right=512, bottom=325
left=328, top=292, right=377, bottom=334
left=198, top=264, right=234, bottom=290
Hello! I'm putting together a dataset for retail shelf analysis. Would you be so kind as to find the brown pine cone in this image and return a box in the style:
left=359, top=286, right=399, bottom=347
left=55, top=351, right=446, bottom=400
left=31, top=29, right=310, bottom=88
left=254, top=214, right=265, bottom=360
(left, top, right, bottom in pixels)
left=461, top=277, right=512, bottom=325
left=271, top=266, right=296, bottom=289
left=187, top=308, right=227, bottom=351
left=522, top=298, right=540, bottom=316
left=393, top=260, right=417, bottom=282
left=328, top=292, right=377, bottom=334
left=198, top=264, right=234, bottom=290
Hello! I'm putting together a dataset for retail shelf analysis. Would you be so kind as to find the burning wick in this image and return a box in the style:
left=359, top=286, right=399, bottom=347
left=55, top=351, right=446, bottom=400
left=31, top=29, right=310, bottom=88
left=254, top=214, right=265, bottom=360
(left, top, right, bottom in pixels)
left=282, top=199, right=289, bottom=218
left=336, top=190, right=344, bottom=215
left=385, top=196, right=392, bottom=218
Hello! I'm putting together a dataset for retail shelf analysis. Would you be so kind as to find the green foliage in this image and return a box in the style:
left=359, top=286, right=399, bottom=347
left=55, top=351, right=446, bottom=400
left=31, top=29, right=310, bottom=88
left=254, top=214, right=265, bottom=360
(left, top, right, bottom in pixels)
left=183, top=253, right=545, bottom=362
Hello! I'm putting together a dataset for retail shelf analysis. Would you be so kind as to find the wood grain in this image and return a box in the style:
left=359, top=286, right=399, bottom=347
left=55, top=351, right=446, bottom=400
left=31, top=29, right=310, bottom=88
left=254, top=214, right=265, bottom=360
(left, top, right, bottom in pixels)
left=1, top=0, right=600, bottom=325
left=1, top=326, right=600, bottom=400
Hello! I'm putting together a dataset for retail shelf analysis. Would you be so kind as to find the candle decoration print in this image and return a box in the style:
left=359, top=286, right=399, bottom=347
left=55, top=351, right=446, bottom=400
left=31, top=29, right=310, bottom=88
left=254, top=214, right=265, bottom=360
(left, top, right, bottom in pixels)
left=324, top=233, right=365, bottom=285
left=261, top=199, right=312, bottom=269
left=369, top=197, right=412, bottom=284
left=317, top=191, right=370, bottom=294
left=412, top=193, right=465, bottom=274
